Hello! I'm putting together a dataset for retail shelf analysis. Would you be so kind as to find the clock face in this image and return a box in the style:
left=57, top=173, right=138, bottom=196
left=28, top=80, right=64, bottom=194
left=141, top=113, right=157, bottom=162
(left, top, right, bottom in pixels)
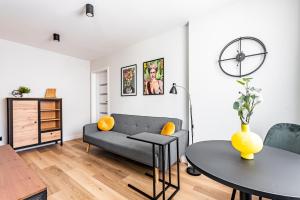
left=218, top=37, right=267, bottom=77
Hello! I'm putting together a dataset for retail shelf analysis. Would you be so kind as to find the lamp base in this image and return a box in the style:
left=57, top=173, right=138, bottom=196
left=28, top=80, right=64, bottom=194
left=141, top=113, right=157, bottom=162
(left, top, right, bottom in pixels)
left=186, top=166, right=201, bottom=176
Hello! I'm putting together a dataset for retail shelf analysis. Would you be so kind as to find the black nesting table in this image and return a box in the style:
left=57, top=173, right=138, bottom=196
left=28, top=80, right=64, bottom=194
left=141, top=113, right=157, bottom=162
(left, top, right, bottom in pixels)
left=127, top=132, right=180, bottom=200
left=186, top=140, right=300, bottom=200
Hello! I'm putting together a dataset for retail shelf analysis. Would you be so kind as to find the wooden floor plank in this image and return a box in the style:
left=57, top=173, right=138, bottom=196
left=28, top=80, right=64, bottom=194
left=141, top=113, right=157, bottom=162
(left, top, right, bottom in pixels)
left=66, top=168, right=128, bottom=200
left=19, top=139, right=267, bottom=200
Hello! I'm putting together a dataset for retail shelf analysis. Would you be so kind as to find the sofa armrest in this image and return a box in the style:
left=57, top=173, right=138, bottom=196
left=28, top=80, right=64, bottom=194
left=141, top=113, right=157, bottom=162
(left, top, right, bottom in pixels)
left=172, top=129, right=189, bottom=156
left=83, top=123, right=98, bottom=135
left=157, top=129, right=189, bottom=170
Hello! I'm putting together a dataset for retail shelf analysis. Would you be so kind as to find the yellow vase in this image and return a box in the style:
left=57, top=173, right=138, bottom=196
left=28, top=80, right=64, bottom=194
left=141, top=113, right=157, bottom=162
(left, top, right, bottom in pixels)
left=231, top=124, right=263, bottom=159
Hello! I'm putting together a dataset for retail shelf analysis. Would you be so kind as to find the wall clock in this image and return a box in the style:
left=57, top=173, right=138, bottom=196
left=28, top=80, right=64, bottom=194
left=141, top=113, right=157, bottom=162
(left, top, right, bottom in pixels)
left=218, top=36, right=267, bottom=77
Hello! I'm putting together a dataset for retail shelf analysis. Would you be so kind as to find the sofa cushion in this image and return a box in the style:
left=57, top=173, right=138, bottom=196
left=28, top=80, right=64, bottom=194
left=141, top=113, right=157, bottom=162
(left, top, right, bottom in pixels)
left=97, top=115, right=115, bottom=131
left=161, top=122, right=175, bottom=136
left=84, top=131, right=159, bottom=167
left=111, top=113, right=182, bottom=135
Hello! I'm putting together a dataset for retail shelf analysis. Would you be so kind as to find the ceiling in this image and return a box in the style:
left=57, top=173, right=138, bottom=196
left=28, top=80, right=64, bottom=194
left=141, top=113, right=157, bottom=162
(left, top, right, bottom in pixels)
left=0, top=0, right=236, bottom=60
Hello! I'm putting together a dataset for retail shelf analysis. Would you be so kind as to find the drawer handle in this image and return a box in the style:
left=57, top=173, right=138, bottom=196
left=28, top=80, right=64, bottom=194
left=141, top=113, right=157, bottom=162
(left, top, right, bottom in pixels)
left=50, top=132, right=53, bottom=135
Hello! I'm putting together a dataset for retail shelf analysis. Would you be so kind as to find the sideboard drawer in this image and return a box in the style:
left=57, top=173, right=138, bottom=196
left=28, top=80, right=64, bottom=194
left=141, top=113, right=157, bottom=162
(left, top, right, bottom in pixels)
left=41, top=131, right=61, bottom=143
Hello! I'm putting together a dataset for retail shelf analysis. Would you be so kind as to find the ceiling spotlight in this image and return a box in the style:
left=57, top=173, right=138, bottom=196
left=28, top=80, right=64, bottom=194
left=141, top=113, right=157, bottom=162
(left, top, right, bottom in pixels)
left=86, top=4, right=94, bottom=17
left=53, top=33, right=60, bottom=42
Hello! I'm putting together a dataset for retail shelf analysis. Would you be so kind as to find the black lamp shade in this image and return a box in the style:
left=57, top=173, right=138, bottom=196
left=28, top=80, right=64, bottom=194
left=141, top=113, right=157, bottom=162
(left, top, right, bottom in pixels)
left=86, top=4, right=94, bottom=17
left=169, top=83, right=177, bottom=94
left=53, top=33, right=60, bottom=42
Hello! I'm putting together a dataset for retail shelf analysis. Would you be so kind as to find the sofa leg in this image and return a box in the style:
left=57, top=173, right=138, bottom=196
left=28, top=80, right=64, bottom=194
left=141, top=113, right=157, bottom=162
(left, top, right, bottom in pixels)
left=155, top=168, right=159, bottom=184
left=86, top=143, right=90, bottom=153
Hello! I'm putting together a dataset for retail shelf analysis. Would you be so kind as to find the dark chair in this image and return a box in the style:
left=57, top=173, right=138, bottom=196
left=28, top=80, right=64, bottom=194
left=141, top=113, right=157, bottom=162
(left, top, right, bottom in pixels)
left=231, top=123, right=300, bottom=200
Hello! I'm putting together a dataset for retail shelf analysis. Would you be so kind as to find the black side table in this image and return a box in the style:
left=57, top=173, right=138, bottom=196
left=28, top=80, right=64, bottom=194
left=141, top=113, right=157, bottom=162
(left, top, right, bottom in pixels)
left=127, top=132, right=180, bottom=200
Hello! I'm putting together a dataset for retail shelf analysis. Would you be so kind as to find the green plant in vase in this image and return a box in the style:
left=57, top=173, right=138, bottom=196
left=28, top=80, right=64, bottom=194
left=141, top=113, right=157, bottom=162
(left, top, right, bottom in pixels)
left=231, top=78, right=263, bottom=159
left=11, top=86, right=31, bottom=98
left=18, top=86, right=31, bottom=94
left=233, top=78, right=263, bottom=124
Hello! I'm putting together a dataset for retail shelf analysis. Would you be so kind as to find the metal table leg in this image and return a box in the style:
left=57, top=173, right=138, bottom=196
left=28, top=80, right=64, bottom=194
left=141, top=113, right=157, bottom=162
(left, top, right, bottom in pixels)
left=168, top=143, right=171, bottom=186
left=152, top=144, right=156, bottom=198
left=128, top=138, right=180, bottom=200
left=177, top=139, right=180, bottom=189
left=240, top=191, right=252, bottom=200
left=167, top=138, right=181, bottom=200
left=162, top=145, right=165, bottom=200
left=127, top=143, right=157, bottom=200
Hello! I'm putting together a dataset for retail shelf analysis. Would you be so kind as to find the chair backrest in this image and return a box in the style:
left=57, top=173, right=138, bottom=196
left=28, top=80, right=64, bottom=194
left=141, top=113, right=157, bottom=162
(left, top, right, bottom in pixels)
left=264, top=123, right=300, bottom=154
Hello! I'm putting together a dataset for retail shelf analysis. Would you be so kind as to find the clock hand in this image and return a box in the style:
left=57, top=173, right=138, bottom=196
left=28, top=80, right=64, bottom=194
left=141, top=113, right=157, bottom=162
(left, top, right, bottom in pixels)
left=239, top=38, right=242, bottom=55
left=219, top=57, right=236, bottom=62
left=220, top=52, right=268, bottom=62
left=239, top=38, right=243, bottom=77
left=239, top=61, right=242, bottom=77
left=219, top=51, right=239, bottom=62
left=244, top=52, right=268, bottom=58
left=237, top=38, right=242, bottom=77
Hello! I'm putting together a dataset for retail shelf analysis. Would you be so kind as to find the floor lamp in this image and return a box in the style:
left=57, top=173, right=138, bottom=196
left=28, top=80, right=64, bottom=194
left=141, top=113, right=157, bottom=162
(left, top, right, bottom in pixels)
left=169, top=83, right=201, bottom=176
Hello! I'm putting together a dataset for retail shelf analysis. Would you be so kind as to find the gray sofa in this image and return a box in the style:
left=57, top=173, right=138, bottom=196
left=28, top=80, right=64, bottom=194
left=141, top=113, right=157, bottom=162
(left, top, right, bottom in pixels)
left=83, top=113, right=188, bottom=170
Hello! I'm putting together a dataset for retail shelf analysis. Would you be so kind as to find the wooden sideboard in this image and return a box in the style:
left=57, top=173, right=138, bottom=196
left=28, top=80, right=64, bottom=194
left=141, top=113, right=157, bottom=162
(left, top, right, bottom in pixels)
left=7, top=98, right=63, bottom=150
left=0, top=145, right=47, bottom=199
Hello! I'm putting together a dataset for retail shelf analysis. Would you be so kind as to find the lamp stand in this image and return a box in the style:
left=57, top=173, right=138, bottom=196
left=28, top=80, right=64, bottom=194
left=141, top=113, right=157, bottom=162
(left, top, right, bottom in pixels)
left=171, top=83, right=201, bottom=176
left=186, top=99, right=201, bottom=176
left=186, top=166, right=201, bottom=176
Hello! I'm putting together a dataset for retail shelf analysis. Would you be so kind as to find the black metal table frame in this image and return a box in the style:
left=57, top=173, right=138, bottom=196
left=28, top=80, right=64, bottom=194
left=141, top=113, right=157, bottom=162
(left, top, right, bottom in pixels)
left=127, top=136, right=180, bottom=200
left=187, top=156, right=254, bottom=200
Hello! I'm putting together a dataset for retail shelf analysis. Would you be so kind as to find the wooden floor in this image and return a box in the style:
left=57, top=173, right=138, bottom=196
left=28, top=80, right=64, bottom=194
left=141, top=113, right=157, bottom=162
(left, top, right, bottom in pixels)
left=19, top=139, right=264, bottom=200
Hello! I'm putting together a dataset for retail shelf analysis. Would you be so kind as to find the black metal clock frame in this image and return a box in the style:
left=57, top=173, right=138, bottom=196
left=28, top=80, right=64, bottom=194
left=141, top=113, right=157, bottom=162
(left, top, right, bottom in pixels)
left=218, top=36, right=268, bottom=77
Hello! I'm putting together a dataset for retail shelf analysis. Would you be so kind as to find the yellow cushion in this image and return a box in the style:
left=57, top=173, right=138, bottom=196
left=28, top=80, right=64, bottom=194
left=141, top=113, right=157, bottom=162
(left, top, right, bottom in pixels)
left=161, top=122, right=175, bottom=136
left=97, top=115, right=115, bottom=131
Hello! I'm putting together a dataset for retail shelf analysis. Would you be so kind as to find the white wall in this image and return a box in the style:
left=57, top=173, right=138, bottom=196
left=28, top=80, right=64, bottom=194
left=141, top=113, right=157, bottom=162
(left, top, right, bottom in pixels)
left=91, top=26, right=189, bottom=129
left=0, top=39, right=91, bottom=145
left=189, top=0, right=300, bottom=141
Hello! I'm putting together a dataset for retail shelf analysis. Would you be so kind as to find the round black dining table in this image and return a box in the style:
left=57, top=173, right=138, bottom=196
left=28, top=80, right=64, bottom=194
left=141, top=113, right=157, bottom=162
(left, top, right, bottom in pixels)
left=186, top=140, right=300, bottom=200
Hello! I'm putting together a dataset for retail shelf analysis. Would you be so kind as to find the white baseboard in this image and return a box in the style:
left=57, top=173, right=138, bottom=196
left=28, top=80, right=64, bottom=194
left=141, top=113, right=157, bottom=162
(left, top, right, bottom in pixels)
left=63, top=133, right=82, bottom=141
left=180, top=155, right=188, bottom=164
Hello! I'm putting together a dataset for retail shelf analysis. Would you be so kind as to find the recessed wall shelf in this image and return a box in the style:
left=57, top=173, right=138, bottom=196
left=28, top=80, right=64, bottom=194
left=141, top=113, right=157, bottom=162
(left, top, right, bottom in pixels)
left=92, top=68, right=109, bottom=121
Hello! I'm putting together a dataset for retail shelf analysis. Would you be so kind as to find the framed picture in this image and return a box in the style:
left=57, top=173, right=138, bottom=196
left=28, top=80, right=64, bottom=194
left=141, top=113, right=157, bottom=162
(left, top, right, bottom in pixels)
left=143, top=58, right=164, bottom=95
left=121, top=64, right=137, bottom=96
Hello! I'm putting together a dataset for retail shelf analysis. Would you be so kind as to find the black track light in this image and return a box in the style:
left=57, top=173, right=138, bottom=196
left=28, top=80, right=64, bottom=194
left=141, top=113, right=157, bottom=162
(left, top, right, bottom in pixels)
left=53, top=33, right=60, bottom=42
left=86, top=4, right=94, bottom=17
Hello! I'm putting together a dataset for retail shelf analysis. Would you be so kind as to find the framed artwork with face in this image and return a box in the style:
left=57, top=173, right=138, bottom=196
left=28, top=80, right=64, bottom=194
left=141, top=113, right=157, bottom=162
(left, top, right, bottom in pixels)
left=121, top=64, right=137, bottom=96
left=143, top=58, right=164, bottom=95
